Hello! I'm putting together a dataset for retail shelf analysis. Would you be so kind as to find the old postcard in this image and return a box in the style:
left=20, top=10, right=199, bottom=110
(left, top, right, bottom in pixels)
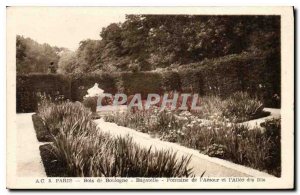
left=6, top=6, right=294, bottom=189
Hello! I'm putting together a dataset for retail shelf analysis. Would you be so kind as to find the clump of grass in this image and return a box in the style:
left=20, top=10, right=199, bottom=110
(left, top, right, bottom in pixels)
left=38, top=100, right=194, bottom=177
left=37, top=93, right=92, bottom=136
left=195, top=95, right=224, bottom=120
left=196, top=92, right=266, bottom=123
left=221, top=92, right=265, bottom=122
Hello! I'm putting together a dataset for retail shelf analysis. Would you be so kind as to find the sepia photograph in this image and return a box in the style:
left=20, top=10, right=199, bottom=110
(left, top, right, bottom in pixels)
left=6, top=6, right=294, bottom=189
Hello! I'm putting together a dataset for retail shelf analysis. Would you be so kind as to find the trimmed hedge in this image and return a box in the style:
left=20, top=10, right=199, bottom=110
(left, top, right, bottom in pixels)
left=161, top=71, right=181, bottom=92
left=17, top=51, right=280, bottom=112
left=119, top=72, right=163, bottom=99
left=17, top=74, right=71, bottom=113
left=197, top=51, right=280, bottom=107
left=178, top=69, right=204, bottom=95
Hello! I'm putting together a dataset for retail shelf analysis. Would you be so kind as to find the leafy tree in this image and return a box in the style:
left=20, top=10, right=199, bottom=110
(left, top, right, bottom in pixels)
left=16, top=35, right=62, bottom=74
left=23, top=15, right=280, bottom=74
left=57, top=50, right=78, bottom=74
left=93, top=15, right=280, bottom=72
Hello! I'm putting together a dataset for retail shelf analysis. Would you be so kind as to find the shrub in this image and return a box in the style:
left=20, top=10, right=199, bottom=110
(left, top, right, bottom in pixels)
left=82, top=96, right=98, bottom=112
left=203, top=144, right=227, bottom=159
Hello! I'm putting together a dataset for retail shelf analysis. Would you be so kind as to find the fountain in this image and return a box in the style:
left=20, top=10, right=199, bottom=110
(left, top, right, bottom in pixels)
left=83, top=83, right=104, bottom=114
left=85, top=83, right=104, bottom=98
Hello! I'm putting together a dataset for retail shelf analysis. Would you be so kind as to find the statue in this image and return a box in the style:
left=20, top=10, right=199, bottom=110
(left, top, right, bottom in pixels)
left=48, top=62, right=57, bottom=73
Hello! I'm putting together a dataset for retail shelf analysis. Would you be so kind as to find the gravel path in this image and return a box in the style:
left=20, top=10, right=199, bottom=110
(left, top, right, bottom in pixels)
left=16, top=113, right=46, bottom=177
left=240, top=108, right=280, bottom=130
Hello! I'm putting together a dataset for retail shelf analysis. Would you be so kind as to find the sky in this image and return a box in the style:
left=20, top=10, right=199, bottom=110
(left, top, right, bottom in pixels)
left=8, top=7, right=127, bottom=50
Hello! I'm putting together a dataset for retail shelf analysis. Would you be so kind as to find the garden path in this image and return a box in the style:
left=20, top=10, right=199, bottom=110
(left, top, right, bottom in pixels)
left=94, top=118, right=275, bottom=178
left=240, top=108, right=280, bottom=130
left=16, top=113, right=46, bottom=177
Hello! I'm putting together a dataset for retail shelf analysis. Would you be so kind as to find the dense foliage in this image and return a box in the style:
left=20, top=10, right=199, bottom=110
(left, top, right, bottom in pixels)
left=16, top=15, right=279, bottom=74
left=16, top=35, right=67, bottom=74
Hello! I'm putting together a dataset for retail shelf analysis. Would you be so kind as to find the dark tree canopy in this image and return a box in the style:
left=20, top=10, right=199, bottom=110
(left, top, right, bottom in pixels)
left=17, top=15, right=280, bottom=74
left=16, top=35, right=66, bottom=74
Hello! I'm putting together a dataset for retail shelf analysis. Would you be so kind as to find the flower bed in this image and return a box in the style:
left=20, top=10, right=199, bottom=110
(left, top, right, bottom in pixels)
left=104, top=93, right=280, bottom=177
left=35, top=99, right=193, bottom=177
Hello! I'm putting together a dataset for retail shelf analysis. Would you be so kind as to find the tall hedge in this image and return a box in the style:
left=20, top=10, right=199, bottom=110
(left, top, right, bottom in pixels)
left=189, top=51, right=280, bottom=107
left=16, top=51, right=280, bottom=112
left=16, top=74, right=71, bottom=113
left=119, top=72, right=163, bottom=99
left=161, top=71, right=181, bottom=92
left=178, top=69, right=204, bottom=95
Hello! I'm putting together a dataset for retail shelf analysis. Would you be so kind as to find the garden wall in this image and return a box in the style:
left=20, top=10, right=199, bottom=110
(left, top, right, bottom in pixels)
left=16, top=52, right=280, bottom=112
